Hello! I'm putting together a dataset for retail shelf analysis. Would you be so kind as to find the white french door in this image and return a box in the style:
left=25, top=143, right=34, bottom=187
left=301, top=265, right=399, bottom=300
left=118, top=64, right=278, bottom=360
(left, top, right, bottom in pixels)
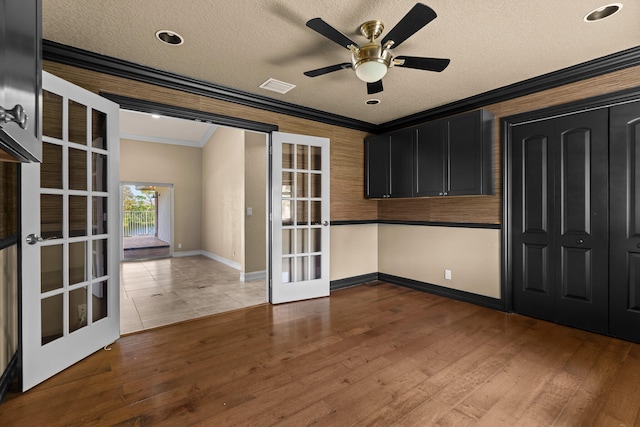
left=21, top=72, right=120, bottom=390
left=271, top=131, right=330, bottom=303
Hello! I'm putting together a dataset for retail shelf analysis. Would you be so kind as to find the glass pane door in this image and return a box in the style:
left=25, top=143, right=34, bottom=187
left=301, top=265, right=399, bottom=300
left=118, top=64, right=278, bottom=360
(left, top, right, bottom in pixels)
left=271, top=132, right=329, bottom=303
left=21, top=71, right=120, bottom=391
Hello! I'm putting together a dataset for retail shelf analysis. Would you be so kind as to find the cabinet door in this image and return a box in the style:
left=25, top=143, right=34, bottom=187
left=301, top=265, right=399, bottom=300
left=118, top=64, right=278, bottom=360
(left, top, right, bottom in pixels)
left=415, top=120, right=445, bottom=196
left=388, top=128, right=414, bottom=197
left=609, top=102, right=640, bottom=342
left=365, top=135, right=389, bottom=198
left=447, top=111, right=485, bottom=195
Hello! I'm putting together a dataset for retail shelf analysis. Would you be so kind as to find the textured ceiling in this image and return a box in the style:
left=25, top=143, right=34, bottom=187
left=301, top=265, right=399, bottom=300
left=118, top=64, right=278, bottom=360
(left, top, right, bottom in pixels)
left=43, top=0, right=640, bottom=125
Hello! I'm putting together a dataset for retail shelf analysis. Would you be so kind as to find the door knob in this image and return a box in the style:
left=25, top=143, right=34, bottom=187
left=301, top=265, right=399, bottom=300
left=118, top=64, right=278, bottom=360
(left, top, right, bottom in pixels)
left=26, top=234, right=43, bottom=245
left=576, top=239, right=584, bottom=245
left=322, top=221, right=329, bottom=226
left=0, top=104, right=28, bottom=130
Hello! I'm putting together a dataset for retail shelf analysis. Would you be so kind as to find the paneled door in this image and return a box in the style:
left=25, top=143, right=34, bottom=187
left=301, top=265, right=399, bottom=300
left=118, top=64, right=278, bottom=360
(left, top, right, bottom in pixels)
left=511, top=109, right=609, bottom=333
left=21, top=72, right=120, bottom=390
left=271, top=132, right=330, bottom=303
left=610, top=101, right=640, bottom=342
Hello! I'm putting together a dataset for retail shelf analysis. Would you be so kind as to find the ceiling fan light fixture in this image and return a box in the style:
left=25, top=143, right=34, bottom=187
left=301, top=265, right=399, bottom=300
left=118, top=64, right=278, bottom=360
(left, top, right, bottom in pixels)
left=354, top=60, right=388, bottom=83
left=352, top=42, right=393, bottom=83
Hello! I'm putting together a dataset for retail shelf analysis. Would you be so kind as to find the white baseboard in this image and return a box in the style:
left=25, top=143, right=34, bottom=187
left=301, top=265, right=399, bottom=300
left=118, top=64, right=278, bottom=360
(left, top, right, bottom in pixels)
left=241, top=270, right=266, bottom=282
left=201, top=250, right=241, bottom=271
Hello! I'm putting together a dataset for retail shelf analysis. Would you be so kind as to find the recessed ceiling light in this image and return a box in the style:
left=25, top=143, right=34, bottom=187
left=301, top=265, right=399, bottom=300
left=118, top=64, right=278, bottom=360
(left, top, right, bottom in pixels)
left=584, top=3, right=623, bottom=22
left=155, top=30, right=184, bottom=45
left=259, top=78, right=296, bottom=94
left=365, top=99, right=381, bottom=105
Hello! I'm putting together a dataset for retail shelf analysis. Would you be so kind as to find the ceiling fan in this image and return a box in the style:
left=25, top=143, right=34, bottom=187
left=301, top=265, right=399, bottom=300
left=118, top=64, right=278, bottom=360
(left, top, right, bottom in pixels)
left=303, top=3, right=450, bottom=95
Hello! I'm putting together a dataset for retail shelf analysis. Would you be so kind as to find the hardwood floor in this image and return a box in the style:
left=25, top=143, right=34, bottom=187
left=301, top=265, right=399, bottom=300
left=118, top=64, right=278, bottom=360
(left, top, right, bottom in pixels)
left=2, top=282, right=639, bottom=426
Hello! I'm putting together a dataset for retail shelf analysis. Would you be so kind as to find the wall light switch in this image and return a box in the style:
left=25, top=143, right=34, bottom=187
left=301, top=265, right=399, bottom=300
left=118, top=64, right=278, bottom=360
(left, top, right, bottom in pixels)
left=445, top=269, right=452, bottom=280
left=247, top=207, right=253, bottom=216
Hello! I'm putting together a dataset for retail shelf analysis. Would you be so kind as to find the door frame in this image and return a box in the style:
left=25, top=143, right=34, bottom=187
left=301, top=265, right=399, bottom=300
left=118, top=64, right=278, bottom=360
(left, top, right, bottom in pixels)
left=501, top=85, right=640, bottom=312
left=120, top=181, right=174, bottom=261
left=106, top=94, right=278, bottom=297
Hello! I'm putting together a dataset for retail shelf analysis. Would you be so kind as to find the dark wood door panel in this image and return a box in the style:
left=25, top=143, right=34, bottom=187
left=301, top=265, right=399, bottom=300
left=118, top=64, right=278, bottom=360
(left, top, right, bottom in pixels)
left=512, top=121, right=556, bottom=321
left=610, top=102, right=640, bottom=341
left=448, top=112, right=482, bottom=195
left=560, top=247, right=592, bottom=301
left=389, top=128, right=414, bottom=197
left=554, top=110, right=609, bottom=334
left=523, top=134, right=549, bottom=234
left=512, top=109, right=608, bottom=334
left=560, top=128, right=592, bottom=236
left=365, top=135, right=389, bottom=198
left=415, top=120, right=445, bottom=196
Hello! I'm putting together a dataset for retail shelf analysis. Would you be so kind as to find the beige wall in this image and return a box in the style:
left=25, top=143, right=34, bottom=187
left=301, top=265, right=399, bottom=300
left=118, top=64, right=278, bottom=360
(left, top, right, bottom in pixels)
left=202, top=127, right=245, bottom=266
left=330, top=224, right=378, bottom=281
left=378, top=225, right=501, bottom=298
left=120, top=139, right=202, bottom=253
left=244, top=132, right=267, bottom=274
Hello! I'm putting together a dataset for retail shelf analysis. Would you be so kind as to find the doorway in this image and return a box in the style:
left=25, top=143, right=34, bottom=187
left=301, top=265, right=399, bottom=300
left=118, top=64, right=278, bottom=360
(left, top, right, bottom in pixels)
left=121, top=182, right=172, bottom=261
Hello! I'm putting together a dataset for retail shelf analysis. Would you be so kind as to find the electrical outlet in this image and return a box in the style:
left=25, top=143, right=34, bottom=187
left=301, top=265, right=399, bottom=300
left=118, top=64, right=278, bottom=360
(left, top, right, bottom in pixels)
left=78, top=304, right=87, bottom=321
left=178, top=243, right=182, bottom=249
left=444, top=269, right=452, bottom=280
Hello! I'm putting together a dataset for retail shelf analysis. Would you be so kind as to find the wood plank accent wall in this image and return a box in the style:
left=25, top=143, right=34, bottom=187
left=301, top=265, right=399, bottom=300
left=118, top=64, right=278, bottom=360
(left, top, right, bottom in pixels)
left=378, top=64, right=640, bottom=225
left=44, top=61, right=640, bottom=225
left=42, top=61, right=377, bottom=222
left=0, top=161, right=17, bottom=239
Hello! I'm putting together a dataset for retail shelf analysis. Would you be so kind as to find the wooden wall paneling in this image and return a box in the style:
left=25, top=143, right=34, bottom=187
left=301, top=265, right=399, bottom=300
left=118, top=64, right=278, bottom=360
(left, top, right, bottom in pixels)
left=379, top=65, right=640, bottom=225
left=0, top=162, right=17, bottom=239
left=43, top=61, right=377, bottom=222
left=44, top=61, right=640, bottom=225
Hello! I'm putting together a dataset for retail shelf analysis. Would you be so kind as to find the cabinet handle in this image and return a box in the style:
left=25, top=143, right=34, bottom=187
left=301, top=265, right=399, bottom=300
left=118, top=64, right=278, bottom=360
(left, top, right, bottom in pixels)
left=576, top=239, right=584, bottom=245
left=0, top=104, right=28, bottom=130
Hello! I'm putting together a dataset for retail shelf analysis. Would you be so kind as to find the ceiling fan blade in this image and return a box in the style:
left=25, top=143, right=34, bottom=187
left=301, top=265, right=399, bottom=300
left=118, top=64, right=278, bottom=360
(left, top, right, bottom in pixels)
left=381, top=3, right=437, bottom=49
left=303, top=63, right=352, bottom=77
left=367, top=80, right=384, bottom=95
left=306, top=18, right=359, bottom=49
left=395, top=56, right=450, bottom=72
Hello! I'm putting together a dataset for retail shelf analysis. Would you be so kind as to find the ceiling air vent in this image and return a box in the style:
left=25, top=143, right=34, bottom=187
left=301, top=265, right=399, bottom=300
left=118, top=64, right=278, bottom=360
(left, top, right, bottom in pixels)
left=259, top=78, right=296, bottom=94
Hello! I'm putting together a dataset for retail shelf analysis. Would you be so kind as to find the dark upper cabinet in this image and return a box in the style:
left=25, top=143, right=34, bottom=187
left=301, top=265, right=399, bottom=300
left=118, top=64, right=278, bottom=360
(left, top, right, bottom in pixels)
left=415, top=109, right=494, bottom=197
left=0, top=0, right=42, bottom=162
left=366, top=109, right=493, bottom=199
left=365, top=135, right=389, bottom=198
left=365, top=128, right=414, bottom=198
left=415, top=119, right=446, bottom=196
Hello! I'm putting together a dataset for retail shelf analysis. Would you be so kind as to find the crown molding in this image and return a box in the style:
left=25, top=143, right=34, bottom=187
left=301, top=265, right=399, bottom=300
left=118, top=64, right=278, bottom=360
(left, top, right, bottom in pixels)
left=42, top=40, right=376, bottom=132
left=377, top=45, right=640, bottom=133
left=43, top=40, right=640, bottom=134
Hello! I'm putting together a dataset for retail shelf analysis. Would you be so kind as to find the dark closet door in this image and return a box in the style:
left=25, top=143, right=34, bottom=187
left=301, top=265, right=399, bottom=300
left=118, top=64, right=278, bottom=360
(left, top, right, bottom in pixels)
left=512, top=109, right=609, bottom=333
left=610, top=102, right=640, bottom=342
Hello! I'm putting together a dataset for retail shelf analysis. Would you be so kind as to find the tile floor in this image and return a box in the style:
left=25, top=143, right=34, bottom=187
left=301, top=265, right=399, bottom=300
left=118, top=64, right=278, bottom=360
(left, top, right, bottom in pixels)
left=120, top=255, right=267, bottom=334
